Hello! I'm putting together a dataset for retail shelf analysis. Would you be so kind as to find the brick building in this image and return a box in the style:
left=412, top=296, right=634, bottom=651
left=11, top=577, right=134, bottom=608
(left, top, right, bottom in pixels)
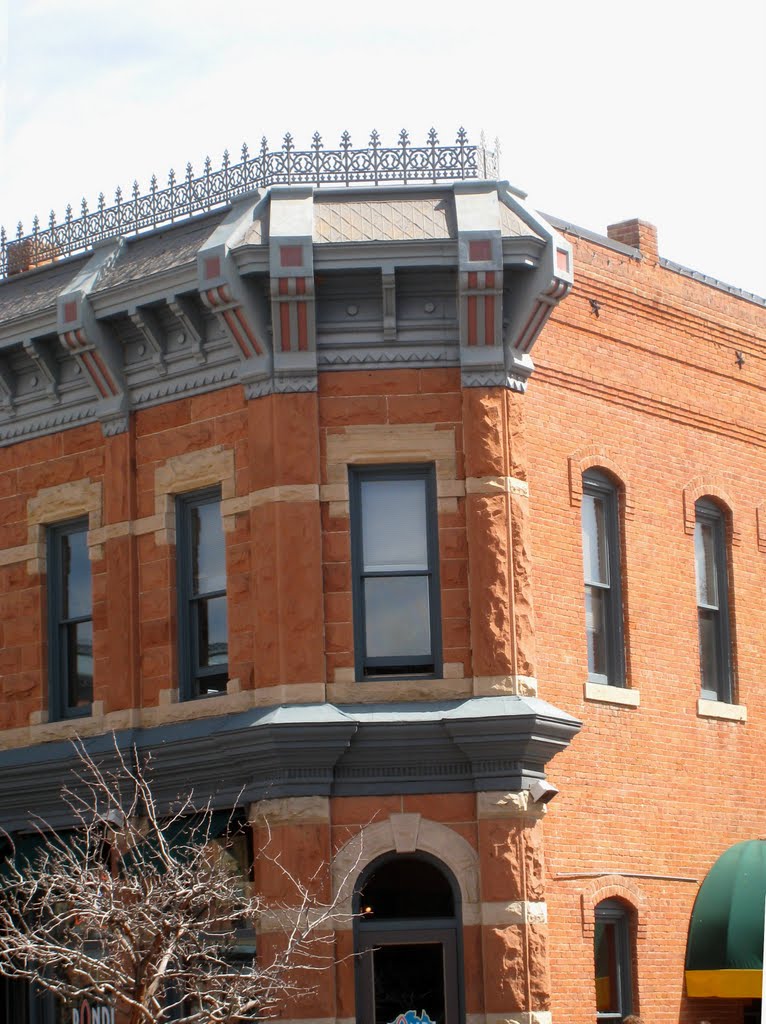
left=0, top=134, right=765, bottom=1023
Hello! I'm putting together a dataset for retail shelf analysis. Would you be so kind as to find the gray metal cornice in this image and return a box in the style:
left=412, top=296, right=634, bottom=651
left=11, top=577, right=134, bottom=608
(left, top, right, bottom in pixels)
left=0, top=697, right=581, bottom=833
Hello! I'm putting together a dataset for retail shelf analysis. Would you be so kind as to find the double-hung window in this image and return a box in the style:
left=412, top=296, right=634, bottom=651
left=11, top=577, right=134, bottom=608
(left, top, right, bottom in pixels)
left=350, top=465, right=441, bottom=680
left=581, top=471, right=625, bottom=685
left=694, top=499, right=732, bottom=702
left=594, top=899, right=634, bottom=1020
left=176, top=488, right=228, bottom=699
left=47, top=519, right=93, bottom=719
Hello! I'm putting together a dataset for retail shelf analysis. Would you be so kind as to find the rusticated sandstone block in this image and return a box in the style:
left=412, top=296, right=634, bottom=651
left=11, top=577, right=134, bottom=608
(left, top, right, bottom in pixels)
left=510, top=491, right=537, bottom=678
left=527, top=921, right=552, bottom=1010
left=467, top=493, right=513, bottom=677
left=484, top=924, right=526, bottom=1012
left=480, top=820, right=546, bottom=903
left=505, top=390, right=528, bottom=482
left=463, top=390, right=506, bottom=478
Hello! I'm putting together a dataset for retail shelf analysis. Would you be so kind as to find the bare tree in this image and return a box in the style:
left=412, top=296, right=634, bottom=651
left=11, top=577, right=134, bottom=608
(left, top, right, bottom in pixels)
left=0, top=739, right=349, bottom=1024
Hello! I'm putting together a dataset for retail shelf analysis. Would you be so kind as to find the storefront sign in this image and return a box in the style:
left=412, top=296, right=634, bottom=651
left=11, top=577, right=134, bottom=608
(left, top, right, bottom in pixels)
left=71, top=1000, right=115, bottom=1024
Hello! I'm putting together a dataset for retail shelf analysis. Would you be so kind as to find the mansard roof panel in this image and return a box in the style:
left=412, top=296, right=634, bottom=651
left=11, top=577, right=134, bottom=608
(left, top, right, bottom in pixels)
left=313, top=196, right=454, bottom=243
left=500, top=201, right=543, bottom=239
left=91, top=211, right=227, bottom=293
left=0, top=256, right=88, bottom=325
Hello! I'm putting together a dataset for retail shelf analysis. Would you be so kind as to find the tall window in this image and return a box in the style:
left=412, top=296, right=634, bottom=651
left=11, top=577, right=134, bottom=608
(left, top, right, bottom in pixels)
left=47, top=519, right=93, bottom=719
left=594, top=899, right=634, bottom=1021
left=176, top=489, right=228, bottom=698
left=694, top=499, right=732, bottom=702
left=581, top=471, right=624, bottom=685
left=349, top=465, right=441, bottom=680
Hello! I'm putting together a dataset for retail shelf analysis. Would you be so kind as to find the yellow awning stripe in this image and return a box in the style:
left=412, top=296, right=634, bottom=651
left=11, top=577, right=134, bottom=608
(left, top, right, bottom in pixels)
left=686, top=969, right=763, bottom=998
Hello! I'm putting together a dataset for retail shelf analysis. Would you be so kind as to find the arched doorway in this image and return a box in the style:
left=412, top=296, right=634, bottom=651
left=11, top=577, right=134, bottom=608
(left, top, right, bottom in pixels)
left=353, top=853, right=463, bottom=1024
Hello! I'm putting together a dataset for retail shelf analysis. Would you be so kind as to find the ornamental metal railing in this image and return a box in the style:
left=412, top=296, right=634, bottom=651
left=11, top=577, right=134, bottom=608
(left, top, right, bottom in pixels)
left=1, top=128, right=498, bottom=280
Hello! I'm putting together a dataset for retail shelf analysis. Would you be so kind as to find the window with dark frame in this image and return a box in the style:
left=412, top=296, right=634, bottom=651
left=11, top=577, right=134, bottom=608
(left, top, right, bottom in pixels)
left=581, top=471, right=625, bottom=686
left=694, top=499, right=733, bottom=703
left=47, top=518, right=93, bottom=720
left=176, top=488, right=228, bottom=699
left=349, top=465, right=442, bottom=680
left=594, top=899, right=634, bottom=1021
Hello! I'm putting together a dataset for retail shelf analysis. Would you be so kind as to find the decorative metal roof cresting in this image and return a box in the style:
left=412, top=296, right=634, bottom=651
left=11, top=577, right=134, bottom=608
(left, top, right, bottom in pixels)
left=1, top=129, right=499, bottom=280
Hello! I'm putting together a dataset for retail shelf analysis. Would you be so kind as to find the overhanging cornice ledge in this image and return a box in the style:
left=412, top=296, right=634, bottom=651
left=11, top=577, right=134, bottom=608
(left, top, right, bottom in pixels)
left=0, top=697, right=581, bottom=832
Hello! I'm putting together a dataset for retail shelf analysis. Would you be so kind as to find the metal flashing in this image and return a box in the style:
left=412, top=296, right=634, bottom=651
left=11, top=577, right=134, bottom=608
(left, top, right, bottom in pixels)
left=0, top=697, right=581, bottom=833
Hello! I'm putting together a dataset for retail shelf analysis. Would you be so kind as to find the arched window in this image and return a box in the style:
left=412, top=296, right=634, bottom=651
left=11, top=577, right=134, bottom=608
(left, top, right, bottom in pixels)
left=594, top=899, right=634, bottom=1021
left=694, top=498, right=733, bottom=702
left=581, top=470, right=625, bottom=686
left=354, top=854, right=463, bottom=1024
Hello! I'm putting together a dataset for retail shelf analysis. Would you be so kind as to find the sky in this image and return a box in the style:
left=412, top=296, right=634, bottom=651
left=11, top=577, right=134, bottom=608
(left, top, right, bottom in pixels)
left=0, top=0, right=764, bottom=296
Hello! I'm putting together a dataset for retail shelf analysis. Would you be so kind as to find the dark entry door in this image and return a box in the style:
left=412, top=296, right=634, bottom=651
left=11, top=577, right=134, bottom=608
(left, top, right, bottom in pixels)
left=356, top=926, right=460, bottom=1024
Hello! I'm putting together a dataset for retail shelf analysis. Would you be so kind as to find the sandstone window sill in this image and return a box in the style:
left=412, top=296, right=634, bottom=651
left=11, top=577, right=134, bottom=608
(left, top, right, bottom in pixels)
left=697, top=698, right=747, bottom=722
left=584, top=680, right=640, bottom=707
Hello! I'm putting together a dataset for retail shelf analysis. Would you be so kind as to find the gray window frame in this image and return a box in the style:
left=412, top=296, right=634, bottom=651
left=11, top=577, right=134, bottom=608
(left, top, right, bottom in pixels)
left=46, top=517, right=93, bottom=721
left=175, top=487, right=228, bottom=700
left=694, top=498, right=733, bottom=703
left=582, top=470, right=625, bottom=686
left=349, top=464, right=442, bottom=681
left=594, top=898, right=634, bottom=1021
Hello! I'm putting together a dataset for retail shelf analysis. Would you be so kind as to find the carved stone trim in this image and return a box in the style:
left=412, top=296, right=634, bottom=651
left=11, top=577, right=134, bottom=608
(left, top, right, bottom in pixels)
left=324, top=423, right=459, bottom=515
left=466, top=475, right=529, bottom=497
left=331, top=815, right=481, bottom=919
left=473, top=675, right=538, bottom=698
left=249, top=795, right=330, bottom=827
left=26, top=478, right=103, bottom=572
left=154, top=446, right=236, bottom=542
left=476, top=790, right=547, bottom=822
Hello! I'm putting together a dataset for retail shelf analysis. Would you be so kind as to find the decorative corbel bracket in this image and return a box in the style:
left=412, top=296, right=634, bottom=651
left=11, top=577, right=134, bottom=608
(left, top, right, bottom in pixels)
left=454, top=183, right=507, bottom=389
left=499, top=185, right=573, bottom=382
left=23, top=338, right=60, bottom=404
left=128, top=305, right=167, bottom=376
left=268, top=186, right=317, bottom=394
left=56, top=239, right=128, bottom=435
left=0, top=355, right=16, bottom=411
left=197, top=194, right=272, bottom=396
left=168, top=294, right=207, bottom=365
left=382, top=263, right=397, bottom=342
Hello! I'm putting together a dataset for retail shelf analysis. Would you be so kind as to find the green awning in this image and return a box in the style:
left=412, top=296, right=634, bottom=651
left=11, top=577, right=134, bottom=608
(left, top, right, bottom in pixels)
left=686, top=839, right=766, bottom=998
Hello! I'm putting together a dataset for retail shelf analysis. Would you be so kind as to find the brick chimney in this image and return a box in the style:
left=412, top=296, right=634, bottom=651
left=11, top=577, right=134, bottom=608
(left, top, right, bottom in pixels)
left=606, top=218, right=659, bottom=264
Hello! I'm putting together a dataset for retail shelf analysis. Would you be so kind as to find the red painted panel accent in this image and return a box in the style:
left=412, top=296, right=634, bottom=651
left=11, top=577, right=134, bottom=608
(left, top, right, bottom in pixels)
left=204, top=256, right=221, bottom=280
left=485, top=271, right=495, bottom=289
left=81, top=352, right=109, bottom=398
left=280, top=245, right=303, bottom=268
left=297, top=302, right=308, bottom=351
left=280, top=303, right=291, bottom=352
left=556, top=248, right=570, bottom=272
left=279, top=278, right=289, bottom=296
left=467, top=295, right=477, bottom=346
left=297, top=277, right=306, bottom=295
left=234, top=307, right=263, bottom=356
left=484, top=295, right=495, bottom=346
left=469, top=239, right=491, bottom=262
left=63, top=301, right=78, bottom=323
left=468, top=272, right=478, bottom=290
left=90, top=350, right=119, bottom=398
left=222, top=309, right=251, bottom=358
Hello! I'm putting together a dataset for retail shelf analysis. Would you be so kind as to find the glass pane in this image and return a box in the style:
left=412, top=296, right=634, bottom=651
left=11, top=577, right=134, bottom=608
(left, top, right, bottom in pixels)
left=585, top=586, right=607, bottom=677
left=373, top=943, right=445, bottom=1024
left=364, top=576, right=431, bottom=660
left=66, top=619, right=93, bottom=708
left=197, top=595, right=228, bottom=667
left=694, top=520, right=718, bottom=608
left=63, top=529, right=91, bottom=620
left=361, top=478, right=428, bottom=572
left=594, top=920, right=619, bottom=1013
left=582, top=493, right=609, bottom=586
left=192, top=500, right=226, bottom=595
left=699, top=609, right=721, bottom=694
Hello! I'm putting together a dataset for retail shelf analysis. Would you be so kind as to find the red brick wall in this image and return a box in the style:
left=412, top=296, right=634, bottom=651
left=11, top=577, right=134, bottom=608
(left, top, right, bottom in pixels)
left=528, top=234, right=766, bottom=1023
